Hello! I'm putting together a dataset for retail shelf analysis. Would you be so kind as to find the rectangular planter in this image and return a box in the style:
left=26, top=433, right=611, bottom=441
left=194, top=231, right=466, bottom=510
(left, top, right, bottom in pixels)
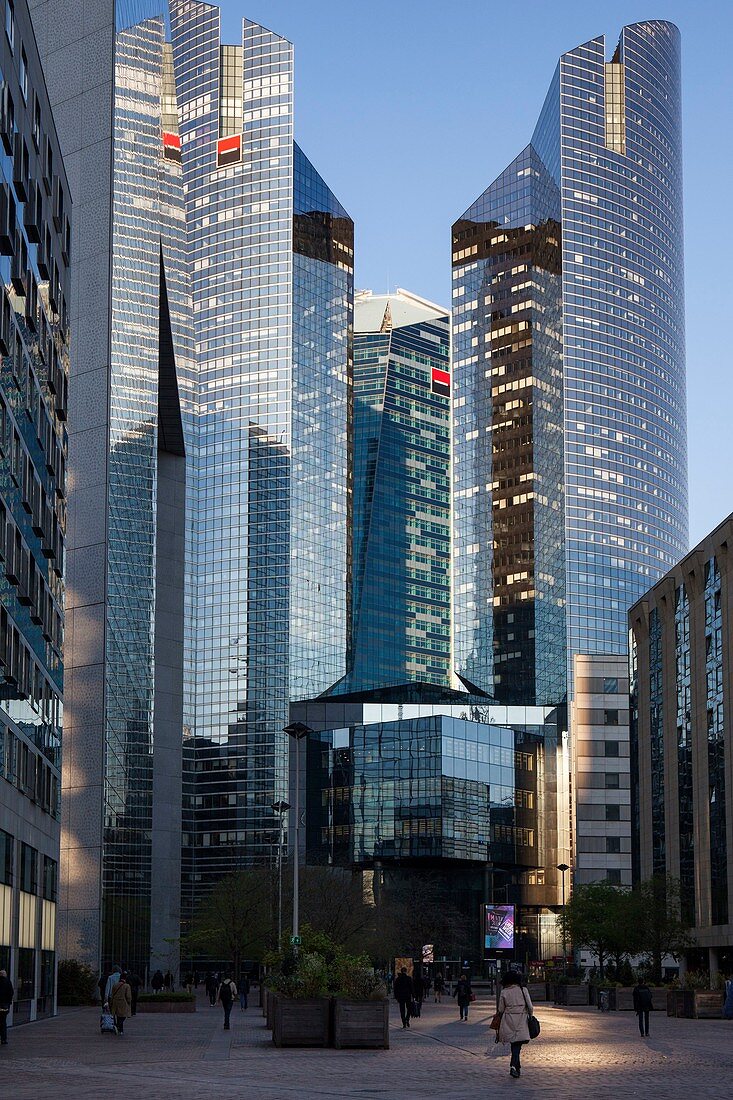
left=267, top=990, right=278, bottom=1031
left=554, top=984, right=590, bottom=1006
left=332, top=999, right=389, bottom=1049
left=137, top=1001, right=195, bottom=1013
left=273, top=996, right=330, bottom=1048
left=667, top=990, right=722, bottom=1018
left=526, top=983, right=547, bottom=1003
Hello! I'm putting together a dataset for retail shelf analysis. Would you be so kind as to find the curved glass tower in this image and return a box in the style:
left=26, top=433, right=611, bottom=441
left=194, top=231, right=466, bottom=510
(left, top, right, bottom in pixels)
left=452, top=20, right=687, bottom=701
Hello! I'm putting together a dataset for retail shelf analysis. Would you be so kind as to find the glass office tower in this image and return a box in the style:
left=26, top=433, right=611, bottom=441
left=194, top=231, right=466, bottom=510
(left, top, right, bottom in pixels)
left=0, top=0, right=70, bottom=1022
left=29, top=0, right=195, bottom=975
left=169, top=3, right=353, bottom=904
left=332, top=289, right=451, bottom=693
left=452, top=21, right=687, bottom=702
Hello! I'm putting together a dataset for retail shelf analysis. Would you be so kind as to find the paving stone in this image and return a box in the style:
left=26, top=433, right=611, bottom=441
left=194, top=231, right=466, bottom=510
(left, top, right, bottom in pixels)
left=1, top=992, right=731, bottom=1098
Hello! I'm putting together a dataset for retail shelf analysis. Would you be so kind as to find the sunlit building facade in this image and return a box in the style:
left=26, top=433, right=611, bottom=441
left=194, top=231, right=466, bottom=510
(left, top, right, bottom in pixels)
left=169, top=3, right=353, bottom=910
left=30, top=0, right=195, bottom=975
left=332, top=289, right=451, bottom=693
left=0, top=0, right=70, bottom=1023
left=452, top=20, right=687, bottom=704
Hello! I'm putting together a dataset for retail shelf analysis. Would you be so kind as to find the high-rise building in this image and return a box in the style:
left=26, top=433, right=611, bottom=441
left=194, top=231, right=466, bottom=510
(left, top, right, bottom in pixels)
left=168, top=4, right=353, bottom=908
left=630, top=513, right=733, bottom=976
left=452, top=21, right=687, bottom=705
left=331, top=289, right=451, bottom=693
left=0, top=0, right=70, bottom=1022
left=29, top=0, right=194, bottom=974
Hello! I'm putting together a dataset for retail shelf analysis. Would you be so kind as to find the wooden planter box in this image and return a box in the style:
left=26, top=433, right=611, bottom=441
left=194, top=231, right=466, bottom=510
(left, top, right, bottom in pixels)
left=261, top=986, right=269, bottom=1019
left=526, top=983, right=547, bottom=1003
left=554, top=984, right=589, bottom=1006
left=272, top=996, right=330, bottom=1047
left=137, top=1000, right=195, bottom=1013
left=667, top=990, right=723, bottom=1018
left=332, top=999, right=389, bottom=1049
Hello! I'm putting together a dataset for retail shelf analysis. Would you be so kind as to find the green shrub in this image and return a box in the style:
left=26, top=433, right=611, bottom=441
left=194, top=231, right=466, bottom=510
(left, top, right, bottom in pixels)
left=265, top=928, right=385, bottom=1001
left=58, top=959, right=98, bottom=1006
left=137, top=992, right=195, bottom=1003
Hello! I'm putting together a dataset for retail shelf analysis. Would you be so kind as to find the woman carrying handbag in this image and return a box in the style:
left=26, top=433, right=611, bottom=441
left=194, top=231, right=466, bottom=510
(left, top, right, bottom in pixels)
left=495, top=971, right=538, bottom=1078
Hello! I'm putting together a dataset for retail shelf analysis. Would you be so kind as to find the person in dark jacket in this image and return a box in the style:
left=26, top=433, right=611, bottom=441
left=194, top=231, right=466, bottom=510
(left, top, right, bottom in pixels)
left=239, top=972, right=250, bottom=1011
left=453, top=974, right=473, bottom=1020
left=151, top=969, right=164, bottom=994
left=0, top=969, right=13, bottom=1045
left=633, top=981, right=654, bottom=1037
left=217, top=975, right=237, bottom=1030
left=433, top=971, right=445, bottom=1003
left=127, top=972, right=141, bottom=1016
left=393, top=967, right=414, bottom=1028
left=205, top=971, right=218, bottom=1007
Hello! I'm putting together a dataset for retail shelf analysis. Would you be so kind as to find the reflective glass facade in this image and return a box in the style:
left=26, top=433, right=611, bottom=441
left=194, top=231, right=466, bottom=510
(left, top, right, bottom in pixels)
left=293, top=691, right=569, bottom=961
left=168, top=3, right=353, bottom=908
left=0, top=0, right=68, bottom=1022
left=335, top=290, right=451, bottom=692
left=453, top=21, right=687, bottom=703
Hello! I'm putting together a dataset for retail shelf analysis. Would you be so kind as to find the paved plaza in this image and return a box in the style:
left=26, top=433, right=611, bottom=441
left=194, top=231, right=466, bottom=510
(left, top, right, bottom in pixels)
left=1, top=991, right=732, bottom=1099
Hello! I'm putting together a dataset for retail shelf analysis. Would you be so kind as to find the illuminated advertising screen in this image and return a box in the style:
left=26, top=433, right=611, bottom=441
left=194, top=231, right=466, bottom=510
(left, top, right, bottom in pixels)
left=484, top=904, right=515, bottom=952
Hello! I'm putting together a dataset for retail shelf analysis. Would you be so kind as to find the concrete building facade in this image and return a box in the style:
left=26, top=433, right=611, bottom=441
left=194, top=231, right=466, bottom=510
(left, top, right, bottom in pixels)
left=630, top=513, right=733, bottom=975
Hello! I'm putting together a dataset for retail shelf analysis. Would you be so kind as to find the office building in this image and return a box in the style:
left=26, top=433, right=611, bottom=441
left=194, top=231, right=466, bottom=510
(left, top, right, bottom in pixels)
left=332, top=289, right=451, bottom=693
left=29, top=0, right=194, bottom=975
left=570, top=654, right=632, bottom=886
left=292, top=689, right=571, bottom=965
left=452, top=20, right=687, bottom=704
left=0, top=0, right=70, bottom=1021
left=630, top=513, right=733, bottom=975
left=169, top=4, right=353, bottom=909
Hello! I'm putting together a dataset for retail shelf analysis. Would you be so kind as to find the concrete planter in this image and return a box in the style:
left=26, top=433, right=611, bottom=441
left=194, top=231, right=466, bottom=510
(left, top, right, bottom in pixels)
left=332, top=999, right=389, bottom=1049
left=137, top=1000, right=196, bottom=1013
left=272, top=996, right=330, bottom=1047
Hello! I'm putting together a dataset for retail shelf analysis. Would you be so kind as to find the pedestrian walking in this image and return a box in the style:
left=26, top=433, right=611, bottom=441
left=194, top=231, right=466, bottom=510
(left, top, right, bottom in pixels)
left=184, top=972, right=194, bottom=994
left=496, top=970, right=533, bottom=1078
left=633, top=980, right=654, bottom=1037
left=394, top=967, right=414, bottom=1029
left=0, top=968, right=13, bottom=1046
left=218, top=974, right=237, bottom=1030
left=151, top=969, right=164, bottom=994
left=97, top=971, right=107, bottom=1004
left=724, top=977, right=733, bottom=1020
left=163, top=970, right=173, bottom=992
left=453, top=974, right=473, bottom=1020
left=239, top=972, right=250, bottom=1011
left=433, top=972, right=445, bottom=1003
left=412, top=970, right=424, bottom=1017
left=205, top=971, right=217, bottom=1007
left=109, top=972, right=132, bottom=1036
left=104, top=964, right=121, bottom=1003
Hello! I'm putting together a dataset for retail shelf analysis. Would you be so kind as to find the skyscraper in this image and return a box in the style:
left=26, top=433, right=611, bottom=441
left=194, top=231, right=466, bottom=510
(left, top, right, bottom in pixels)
left=29, top=0, right=195, bottom=973
left=168, top=3, right=353, bottom=905
left=332, top=289, right=451, bottom=693
left=452, top=20, right=687, bottom=703
left=0, top=0, right=70, bottom=1022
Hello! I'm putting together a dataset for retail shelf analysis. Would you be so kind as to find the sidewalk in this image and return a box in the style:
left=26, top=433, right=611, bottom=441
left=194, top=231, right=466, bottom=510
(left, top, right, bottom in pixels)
left=1, top=991, right=732, bottom=1098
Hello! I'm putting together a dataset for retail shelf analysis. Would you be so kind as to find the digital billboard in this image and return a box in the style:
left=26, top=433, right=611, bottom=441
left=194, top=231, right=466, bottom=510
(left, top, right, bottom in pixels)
left=483, top=904, right=515, bottom=952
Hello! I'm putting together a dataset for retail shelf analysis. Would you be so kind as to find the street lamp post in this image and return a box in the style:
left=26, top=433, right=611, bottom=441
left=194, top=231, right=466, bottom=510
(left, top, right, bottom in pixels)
left=557, top=863, right=569, bottom=974
left=271, top=800, right=290, bottom=952
left=283, top=722, right=313, bottom=954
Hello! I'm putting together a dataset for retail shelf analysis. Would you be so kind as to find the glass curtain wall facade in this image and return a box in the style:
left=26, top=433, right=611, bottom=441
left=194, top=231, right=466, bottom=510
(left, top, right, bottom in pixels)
left=332, top=289, right=451, bottom=693
left=29, top=0, right=194, bottom=975
left=453, top=21, right=687, bottom=704
left=169, top=3, right=353, bottom=911
left=0, top=0, right=69, bottom=1022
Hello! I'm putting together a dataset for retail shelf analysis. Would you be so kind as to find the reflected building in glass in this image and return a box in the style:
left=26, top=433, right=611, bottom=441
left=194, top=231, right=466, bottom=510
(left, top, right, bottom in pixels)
left=169, top=3, right=353, bottom=912
left=293, top=690, right=571, bottom=963
left=30, top=0, right=195, bottom=975
left=452, top=21, right=687, bottom=705
left=330, top=289, right=451, bottom=694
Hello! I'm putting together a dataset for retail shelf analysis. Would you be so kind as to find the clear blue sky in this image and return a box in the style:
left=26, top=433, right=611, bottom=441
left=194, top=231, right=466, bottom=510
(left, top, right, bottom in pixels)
left=220, top=0, right=732, bottom=548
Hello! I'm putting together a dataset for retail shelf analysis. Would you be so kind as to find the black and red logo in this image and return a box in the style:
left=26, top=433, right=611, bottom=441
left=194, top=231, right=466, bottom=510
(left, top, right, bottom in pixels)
left=162, top=131, right=181, bottom=162
left=217, top=134, right=242, bottom=168
left=431, top=367, right=450, bottom=397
